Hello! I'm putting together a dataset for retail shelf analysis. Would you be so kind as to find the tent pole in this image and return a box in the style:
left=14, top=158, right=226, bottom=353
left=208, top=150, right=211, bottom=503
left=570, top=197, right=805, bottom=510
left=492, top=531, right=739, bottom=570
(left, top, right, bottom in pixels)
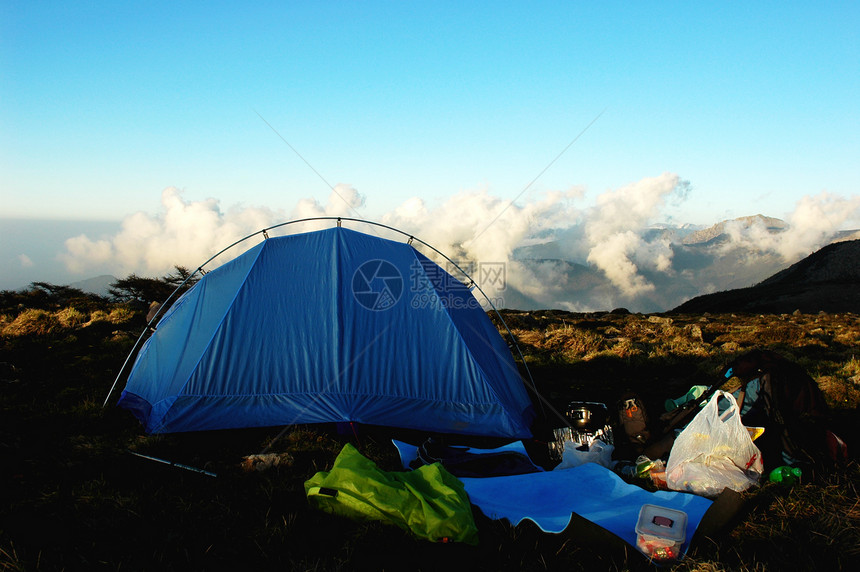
left=102, top=325, right=150, bottom=407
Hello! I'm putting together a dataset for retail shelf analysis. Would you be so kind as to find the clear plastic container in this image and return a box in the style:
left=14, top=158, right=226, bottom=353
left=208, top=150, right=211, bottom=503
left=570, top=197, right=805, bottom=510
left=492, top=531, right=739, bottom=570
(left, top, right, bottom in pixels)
left=635, top=504, right=687, bottom=561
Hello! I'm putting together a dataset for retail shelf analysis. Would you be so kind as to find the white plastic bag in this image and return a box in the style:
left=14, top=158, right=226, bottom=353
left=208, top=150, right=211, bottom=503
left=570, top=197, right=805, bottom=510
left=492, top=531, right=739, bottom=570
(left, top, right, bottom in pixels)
left=666, top=391, right=763, bottom=497
left=553, top=439, right=614, bottom=470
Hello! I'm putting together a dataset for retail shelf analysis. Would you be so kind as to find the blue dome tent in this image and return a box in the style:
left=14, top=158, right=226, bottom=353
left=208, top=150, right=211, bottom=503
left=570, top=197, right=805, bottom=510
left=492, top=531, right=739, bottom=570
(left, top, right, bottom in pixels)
left=114, top=222, right=536, bottom=438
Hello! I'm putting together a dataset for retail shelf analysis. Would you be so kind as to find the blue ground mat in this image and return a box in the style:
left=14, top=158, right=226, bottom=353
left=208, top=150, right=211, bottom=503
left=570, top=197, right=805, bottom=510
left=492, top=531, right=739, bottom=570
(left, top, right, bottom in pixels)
left=393, top=440, right=712, bottom=559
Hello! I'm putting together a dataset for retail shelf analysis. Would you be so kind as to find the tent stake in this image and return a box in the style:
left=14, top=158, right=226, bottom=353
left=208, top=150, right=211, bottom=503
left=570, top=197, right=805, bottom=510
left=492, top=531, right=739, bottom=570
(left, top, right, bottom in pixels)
left=128, top=450, right=217, bottom=477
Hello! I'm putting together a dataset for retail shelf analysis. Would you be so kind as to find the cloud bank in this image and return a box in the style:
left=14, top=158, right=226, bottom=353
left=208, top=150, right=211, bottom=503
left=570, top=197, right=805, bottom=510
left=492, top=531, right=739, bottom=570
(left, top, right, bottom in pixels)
left=61, top=177, right=860, bottom=311
left=60, top=185, right=362, bottom=276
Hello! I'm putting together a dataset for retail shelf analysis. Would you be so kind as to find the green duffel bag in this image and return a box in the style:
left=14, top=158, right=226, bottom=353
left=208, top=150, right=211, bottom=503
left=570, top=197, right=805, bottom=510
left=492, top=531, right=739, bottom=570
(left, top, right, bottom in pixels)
left=305, top=443, right=478, bottom=545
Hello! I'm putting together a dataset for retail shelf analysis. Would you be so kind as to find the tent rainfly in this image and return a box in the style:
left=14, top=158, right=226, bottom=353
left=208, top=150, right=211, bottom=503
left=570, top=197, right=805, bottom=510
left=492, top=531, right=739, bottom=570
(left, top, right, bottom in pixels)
left=118, top=226, right=535, bottom=438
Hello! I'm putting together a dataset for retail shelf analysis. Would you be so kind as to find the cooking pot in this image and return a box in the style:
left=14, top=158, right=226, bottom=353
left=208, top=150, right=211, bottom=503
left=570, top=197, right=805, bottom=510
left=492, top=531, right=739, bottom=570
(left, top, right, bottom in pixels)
left=565, top=401, right=609, bottom=431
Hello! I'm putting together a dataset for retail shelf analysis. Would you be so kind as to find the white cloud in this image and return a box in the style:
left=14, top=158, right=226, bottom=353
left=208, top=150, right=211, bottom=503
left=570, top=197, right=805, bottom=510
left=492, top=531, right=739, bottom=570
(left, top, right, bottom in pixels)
left=582, top=173, right=689, bottom=296
left=587, top=231, right=655, bottom=295
left=60, top=187, right=284, bottom=276
left=381, top=186, right=582, bottom=303
left=17, top=254, right=34, bottom=268
left=58, top=178, right=857, bottom=312
left=290, top=184, right=366, bottom=220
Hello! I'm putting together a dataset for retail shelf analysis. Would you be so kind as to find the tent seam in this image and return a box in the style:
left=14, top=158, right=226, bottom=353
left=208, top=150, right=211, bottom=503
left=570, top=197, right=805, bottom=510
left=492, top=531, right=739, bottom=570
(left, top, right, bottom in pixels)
left=409, top=248, right=504, bottom=406
left=167, top=240, right=269, bottom=417
left=170, top=390, right=504, bottom=406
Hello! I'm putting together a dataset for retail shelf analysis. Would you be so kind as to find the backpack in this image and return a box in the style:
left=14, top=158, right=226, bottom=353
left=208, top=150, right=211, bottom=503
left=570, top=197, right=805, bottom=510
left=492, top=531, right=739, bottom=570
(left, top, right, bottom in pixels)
left=617, top=392, right=651, bottom=451
left=727, top=349, right=847, bottom=469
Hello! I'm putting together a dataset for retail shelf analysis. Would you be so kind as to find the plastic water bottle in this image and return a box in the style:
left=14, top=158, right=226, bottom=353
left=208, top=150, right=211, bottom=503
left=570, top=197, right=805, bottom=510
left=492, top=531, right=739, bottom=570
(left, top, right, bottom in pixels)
left=612, top=460, right=637, bottom=478
left=634, top=456, right=655, bottom=478
left=612, top=457, right=655, bottom=479
left=768, top=466, right=802, bottom=485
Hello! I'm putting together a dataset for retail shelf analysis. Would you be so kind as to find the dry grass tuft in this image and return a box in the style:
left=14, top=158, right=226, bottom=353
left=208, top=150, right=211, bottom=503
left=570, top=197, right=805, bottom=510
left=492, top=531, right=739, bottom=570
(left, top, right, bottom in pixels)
left=512, top=326, right=606, bottom=361
left=1, top=309, right=61, bottom=336
left=817, top=374, right=860, bottom=409
left=0, top=542, right=27, bottom=572
left=0, top=303, right=135, bottom=337
left=841, top=356, right=860, bottom=381
left=56, top=306, right=87, bottom=328
left=107, top=305, right=135, bottom=324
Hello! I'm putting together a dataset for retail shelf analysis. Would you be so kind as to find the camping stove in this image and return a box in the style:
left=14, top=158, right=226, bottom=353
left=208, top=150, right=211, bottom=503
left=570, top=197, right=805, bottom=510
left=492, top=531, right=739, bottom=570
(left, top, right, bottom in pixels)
left=548, top=401, right=614, bottom=461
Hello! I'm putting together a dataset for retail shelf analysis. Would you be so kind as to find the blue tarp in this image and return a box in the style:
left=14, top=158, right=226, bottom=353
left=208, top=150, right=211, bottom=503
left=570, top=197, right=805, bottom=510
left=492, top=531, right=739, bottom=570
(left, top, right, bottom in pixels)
left=118, top=226, right=535, bottom=437
left=393, top=440, right=713, bottom=558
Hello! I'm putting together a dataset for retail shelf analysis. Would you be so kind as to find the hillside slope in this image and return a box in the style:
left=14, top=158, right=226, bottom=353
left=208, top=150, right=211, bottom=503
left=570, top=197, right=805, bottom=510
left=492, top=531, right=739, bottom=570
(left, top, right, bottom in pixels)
left=671, top=240, right=860, bottom=314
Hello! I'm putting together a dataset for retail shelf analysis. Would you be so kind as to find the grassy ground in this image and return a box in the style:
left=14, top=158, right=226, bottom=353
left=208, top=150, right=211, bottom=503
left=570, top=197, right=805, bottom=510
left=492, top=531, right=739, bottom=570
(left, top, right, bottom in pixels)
left=1, top=296, right=858, bottom=570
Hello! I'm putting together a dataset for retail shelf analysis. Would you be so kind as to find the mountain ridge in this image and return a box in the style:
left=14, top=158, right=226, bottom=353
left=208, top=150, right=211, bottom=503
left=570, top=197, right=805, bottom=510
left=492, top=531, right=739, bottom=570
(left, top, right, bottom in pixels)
left=671, top=240, right=860, bottom=314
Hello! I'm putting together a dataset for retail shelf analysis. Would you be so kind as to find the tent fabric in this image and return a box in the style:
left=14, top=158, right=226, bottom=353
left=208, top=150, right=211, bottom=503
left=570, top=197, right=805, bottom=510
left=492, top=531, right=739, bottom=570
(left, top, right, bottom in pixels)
left=118, top=226, right=535, bottom=437
left=305, top=443, right=479, bottom=545
left=392, top=440, right=712, bottom=558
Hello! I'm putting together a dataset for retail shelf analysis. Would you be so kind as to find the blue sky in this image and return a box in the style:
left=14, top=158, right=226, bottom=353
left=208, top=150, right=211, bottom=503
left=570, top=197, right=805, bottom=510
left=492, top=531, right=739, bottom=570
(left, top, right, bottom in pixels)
left=3, top=1, right=857, bottom=225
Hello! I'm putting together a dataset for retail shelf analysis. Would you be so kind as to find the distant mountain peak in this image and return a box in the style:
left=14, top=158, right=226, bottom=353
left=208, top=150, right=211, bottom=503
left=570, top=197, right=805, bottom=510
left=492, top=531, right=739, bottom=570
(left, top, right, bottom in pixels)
left=682, top=214, right=787, bottom=246
left=69, top=275, right=116, bottom=297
